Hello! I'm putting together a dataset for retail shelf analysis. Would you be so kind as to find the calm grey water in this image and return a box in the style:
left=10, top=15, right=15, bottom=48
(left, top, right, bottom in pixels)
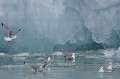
left=0, top=50, right=120, bottom=79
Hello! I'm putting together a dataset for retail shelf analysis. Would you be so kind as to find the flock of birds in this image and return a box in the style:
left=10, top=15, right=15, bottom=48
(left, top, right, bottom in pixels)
left=1, top=22, right=53, bottom=72
left=0, top=23, right=76, bottom=72
left=23, top=52, right=115, bottom=73
left=1, top=23, right=116, bottom=73
left=99, top=62, right=115, bottom=73
left=23, top=53, right=76, bottom=72
left=23, top=57, right=52, bottom=72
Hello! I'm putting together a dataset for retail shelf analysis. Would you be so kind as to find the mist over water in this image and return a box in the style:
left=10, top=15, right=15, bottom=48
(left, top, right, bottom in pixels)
left=0, top=0, right=120, bottom=53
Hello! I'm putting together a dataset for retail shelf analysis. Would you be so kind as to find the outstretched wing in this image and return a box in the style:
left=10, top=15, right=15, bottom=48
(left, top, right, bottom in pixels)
left=64, top=55, right=74, bottom=60
left=29, top=64, right=38, bottom=72
left=67, top=56, right=74, bottom=60
left=2, top=24, right=11, bottom=31
left=42, top=61, right=51, bottom=69
left=25, top=64, right=38, bottom=72
left=2, top=23, right=12, bottom=37
left=14, top=29, right=21, bottom=35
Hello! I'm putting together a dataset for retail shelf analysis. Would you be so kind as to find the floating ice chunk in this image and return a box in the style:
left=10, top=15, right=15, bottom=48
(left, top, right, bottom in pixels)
left=0, top=53, right=5, bottom=56
left=51, top=52, right=63, bottom=56
left=103, top=49, right=115, bottom=58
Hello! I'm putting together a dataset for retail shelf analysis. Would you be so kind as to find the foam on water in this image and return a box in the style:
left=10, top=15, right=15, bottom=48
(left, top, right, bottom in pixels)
left=1, top=65, right=25, bottom=68
left=51, top=52, right=63, bottom=56
left=85, top=55, right=97, bottom=59
left=13, top=52, right=30, bottom=57
left=31, top=53, right=45, bottom=57
left=12, top=57, right=26, bottom=61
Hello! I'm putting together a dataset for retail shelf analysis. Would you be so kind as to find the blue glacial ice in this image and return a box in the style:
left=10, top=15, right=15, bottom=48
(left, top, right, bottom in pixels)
left=0, top=0, right=120, bottom=52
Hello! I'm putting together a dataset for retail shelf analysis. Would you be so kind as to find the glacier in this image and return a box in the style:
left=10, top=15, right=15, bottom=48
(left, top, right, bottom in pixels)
left=0, top=0, right=120, bottom=52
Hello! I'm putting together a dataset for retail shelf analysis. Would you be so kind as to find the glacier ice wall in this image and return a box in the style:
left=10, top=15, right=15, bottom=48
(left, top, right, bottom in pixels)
left=0, top=0, right=120, bottom=52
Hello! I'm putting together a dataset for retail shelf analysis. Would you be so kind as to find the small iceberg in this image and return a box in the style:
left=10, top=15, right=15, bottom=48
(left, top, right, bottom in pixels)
left=103, top=49, right=115, bottom=58
left=0, top=53, right=5, bottom=56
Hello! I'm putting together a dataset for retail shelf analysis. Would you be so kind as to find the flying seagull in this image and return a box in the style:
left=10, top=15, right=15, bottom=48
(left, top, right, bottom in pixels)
left=1, top=23, right=21, bottom=42
left=64, top=53, right=75, bottom=61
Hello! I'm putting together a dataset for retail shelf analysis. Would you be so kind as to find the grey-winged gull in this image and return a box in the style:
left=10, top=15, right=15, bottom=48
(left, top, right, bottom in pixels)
left=42, top=57, right=52, bottom=69
left=107, top=62, right=114, bottom=72
left=64, top=53, right=75, bottom=61
left=1, top=23, right=21, bottom=42
left=23, top=57, right=52, bottom=72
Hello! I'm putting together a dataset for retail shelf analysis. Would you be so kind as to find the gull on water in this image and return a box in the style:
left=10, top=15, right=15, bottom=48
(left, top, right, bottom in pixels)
left=64, top=53, right=75, bottom=61
left=42, top=57, right=52, bottom=69
left=23, top=62, right=42, bottom=72
left=107, top=62, right=113, bottom=72
left=23, top=57, right=52, bottom=72
left=99, top=66, right=104, bottom=73
left=98, top=62, right=114, bottom=73
left=1, top=23, right=21, bottom=42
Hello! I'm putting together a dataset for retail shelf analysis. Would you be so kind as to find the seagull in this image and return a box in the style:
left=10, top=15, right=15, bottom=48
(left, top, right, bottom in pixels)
left=64, top=53, right=75, bottom=61
left=107, top=62, right=113, bottom=71
left=23, top=57, right=52, bottom=72
left=42, top=57, right=52, bottom=69
left=1, top=23, right=21, bottom=42
left=99, top=66, right=104, bottom=73
left=24, top=62, right=41, bottom=72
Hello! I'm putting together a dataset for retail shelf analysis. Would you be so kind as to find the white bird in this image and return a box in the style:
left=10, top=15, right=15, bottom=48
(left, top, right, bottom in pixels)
left=64, top=53, right=75, bottom=60
left=107, top=62, right=113, bottom=71
left=99, top=66, right=104, bottom=73
left=1, top=23, right=21, bottom=42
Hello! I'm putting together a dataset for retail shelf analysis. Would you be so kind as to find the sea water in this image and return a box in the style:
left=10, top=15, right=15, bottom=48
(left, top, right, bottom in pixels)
left=0, top=50, right=120, bottom=79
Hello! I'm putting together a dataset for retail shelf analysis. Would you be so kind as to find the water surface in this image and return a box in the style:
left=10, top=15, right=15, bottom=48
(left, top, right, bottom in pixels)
left=0, top=50, right=120, bottom=79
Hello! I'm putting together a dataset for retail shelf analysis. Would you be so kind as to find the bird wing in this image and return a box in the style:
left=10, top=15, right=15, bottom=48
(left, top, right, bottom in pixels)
left=2, top=24, right=13, bottom=37
left=68, top=56, right=74, bottom=60
left=14, top=29, right=21, bottom=35
left=29, top=64, right=38, bottom=72
left=65, top=55, right=74, bottom=60
left=8, top=30, right=13, bottom=38
left=2, top=25, right=11, bottom=31
left=42, top=61, right=51, bottom=69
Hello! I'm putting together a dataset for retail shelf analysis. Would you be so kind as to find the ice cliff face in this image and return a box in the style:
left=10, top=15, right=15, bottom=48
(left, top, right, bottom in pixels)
left=0, top=0, right=120, bottom=52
